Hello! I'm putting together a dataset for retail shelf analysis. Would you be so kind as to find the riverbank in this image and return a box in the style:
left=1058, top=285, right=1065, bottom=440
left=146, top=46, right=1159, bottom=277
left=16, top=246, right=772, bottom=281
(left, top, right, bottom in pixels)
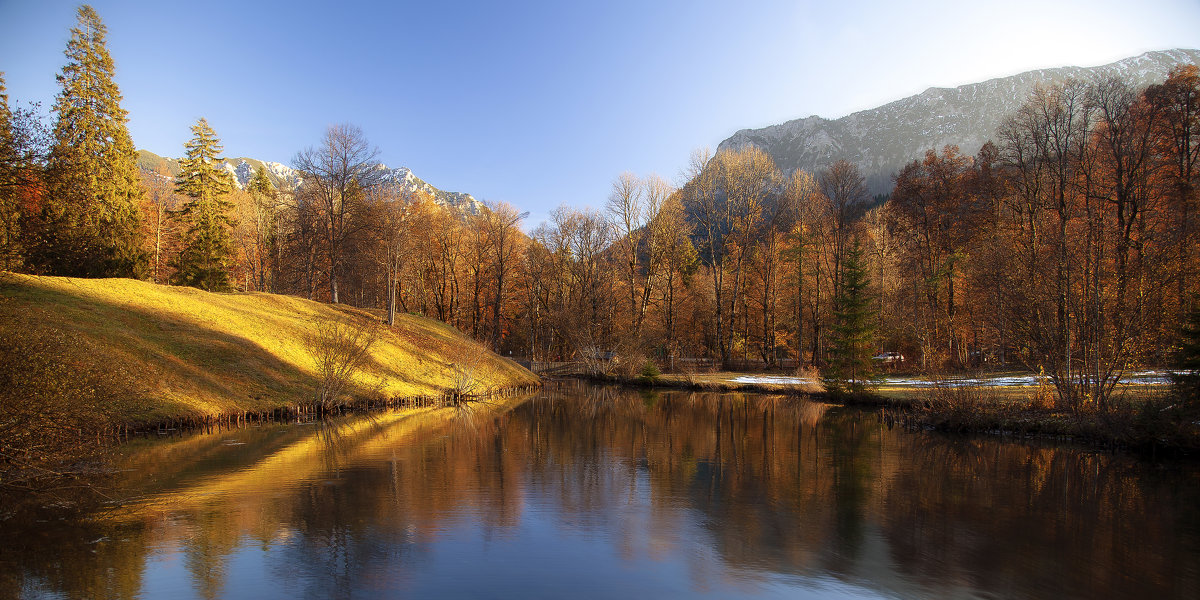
left=0, top=273, right=539, bottom=430
left=570, top=370, right=1199, bottom=454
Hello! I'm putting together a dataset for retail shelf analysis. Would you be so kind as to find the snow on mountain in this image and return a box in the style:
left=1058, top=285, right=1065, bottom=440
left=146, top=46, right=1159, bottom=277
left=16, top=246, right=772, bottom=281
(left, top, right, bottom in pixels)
left=218, top=159, right=484, bottom=216
left=138, top=150, right=483, bottom=217
left=717, top=49, right=1200, bottom=195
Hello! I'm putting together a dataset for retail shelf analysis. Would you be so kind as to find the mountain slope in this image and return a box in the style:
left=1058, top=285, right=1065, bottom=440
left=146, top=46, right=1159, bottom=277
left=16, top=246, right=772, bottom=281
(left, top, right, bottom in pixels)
left=138, top=150, right=485, bottom=216
left=717, top=49, right=1200, bottom=195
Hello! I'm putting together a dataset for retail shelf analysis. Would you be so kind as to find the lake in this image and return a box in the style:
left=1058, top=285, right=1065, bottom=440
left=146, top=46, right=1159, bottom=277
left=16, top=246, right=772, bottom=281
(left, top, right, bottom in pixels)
left=4, top=381, right=1199, bottom=599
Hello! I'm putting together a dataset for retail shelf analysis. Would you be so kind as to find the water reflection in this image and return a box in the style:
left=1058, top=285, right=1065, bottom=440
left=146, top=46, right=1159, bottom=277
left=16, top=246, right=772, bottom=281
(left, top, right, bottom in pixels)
left=5, top=382, right=1199, bottom=599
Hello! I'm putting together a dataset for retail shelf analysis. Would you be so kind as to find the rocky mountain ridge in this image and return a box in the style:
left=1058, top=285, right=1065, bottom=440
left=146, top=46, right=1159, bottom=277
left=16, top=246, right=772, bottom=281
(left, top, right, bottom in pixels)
left=137, top=150, right=485, bottom=216
left=717, top=49, right=1200, bottom=195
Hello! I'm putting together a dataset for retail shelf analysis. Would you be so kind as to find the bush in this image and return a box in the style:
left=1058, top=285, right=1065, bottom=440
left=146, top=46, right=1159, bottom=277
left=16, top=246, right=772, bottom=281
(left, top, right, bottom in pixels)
left=307, top=314, right=378, bottom=408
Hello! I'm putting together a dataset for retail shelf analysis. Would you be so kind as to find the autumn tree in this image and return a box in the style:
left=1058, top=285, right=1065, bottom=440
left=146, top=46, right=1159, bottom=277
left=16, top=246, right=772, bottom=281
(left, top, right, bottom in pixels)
left=607, top=172, right=645, bottom=336
left=817, top=159, right=869, bottom=293
left=171, top=118, right=237, bottom=291
left=781, top=170, right=820, bottom=364
left=29, top=5, right=145, bottom=277
left=244, top=165, right=279, bottom=291
left=752, top=167, right=796, bottom=366
left=653, top=193, right=698, bottom=367
left=1145, top=66, right=1200, bottom=322
left=371, top=185, right=413, bottom=326
left=293, top=124, right=384, bottom=303
left=277, top=179, right=323, bottom=299
left=0, top=73, right=47, bottom=271
left=141, top=164, right=179, bottom=284
left=530, top=206, right=614, bottom=360
left=891, top=145, right=978, bottom=366
left=482, top=201, right=525, bottom=351
left=684, top=147, right=780, bottom=367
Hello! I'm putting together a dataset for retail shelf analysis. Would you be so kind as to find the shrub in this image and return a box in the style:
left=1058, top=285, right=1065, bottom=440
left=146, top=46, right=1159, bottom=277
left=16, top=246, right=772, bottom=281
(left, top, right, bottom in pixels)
left=307, top=314, right=378, bottom=408
left=640, top=361, right=661, bottom=379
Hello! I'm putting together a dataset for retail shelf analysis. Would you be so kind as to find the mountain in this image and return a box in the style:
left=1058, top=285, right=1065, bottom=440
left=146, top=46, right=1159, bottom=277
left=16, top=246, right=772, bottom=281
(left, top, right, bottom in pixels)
left=717, top=49, right=1200, bottom=195
left=137, top=150, right=485, bottom=216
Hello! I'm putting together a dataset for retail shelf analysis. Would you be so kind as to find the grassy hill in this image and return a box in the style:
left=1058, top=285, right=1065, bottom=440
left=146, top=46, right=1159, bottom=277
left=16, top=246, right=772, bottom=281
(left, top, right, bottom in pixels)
left=0, top=273, right=538, bottom=426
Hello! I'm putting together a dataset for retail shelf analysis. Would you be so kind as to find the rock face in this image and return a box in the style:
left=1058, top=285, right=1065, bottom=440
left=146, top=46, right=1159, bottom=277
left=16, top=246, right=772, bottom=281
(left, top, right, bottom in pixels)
left=137, top=150, right=484, bottom=217
left=717, top=49, right=1200, bottom=195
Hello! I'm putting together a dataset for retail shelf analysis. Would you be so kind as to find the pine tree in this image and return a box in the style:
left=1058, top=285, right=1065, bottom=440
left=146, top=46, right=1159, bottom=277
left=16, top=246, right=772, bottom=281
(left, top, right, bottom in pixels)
left=30, top=5, right=145, bottom=277
left=824, top=239, right=877, bottom=393
left=171, top=118, right=236, bottom=291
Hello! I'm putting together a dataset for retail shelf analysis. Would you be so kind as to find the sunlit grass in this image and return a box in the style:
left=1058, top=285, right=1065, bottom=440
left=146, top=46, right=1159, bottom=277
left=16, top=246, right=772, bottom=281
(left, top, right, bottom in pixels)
left=0, top=273, right=537, bottom=424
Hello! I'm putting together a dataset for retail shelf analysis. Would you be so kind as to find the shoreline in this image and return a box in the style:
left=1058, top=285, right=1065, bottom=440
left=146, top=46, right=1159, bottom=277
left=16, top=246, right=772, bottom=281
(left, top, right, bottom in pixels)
left=111, top=383, right=545, bottom=439
left=565, top=372, right=1198, bottom=457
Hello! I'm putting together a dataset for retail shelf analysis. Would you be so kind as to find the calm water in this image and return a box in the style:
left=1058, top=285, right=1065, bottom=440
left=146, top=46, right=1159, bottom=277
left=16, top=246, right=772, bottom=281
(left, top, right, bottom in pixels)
left=4, top=382, right=1199, bottom=599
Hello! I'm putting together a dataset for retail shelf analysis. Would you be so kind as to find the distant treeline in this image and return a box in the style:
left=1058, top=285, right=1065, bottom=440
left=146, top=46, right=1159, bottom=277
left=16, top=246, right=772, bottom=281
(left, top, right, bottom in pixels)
left=3, top=6, right=1199, bottom=408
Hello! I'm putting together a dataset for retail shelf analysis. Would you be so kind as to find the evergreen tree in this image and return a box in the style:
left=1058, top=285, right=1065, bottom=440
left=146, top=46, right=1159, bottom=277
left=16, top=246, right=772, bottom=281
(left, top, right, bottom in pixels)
left=171, top=118, right=236, bottom=291
left=0, top=73, right=23, bottom=270
left=824, top=239, right=877, bottom=393
left=30, top=5, right=145, bottom=277
left=1174, top=302, right=1200, bottom=403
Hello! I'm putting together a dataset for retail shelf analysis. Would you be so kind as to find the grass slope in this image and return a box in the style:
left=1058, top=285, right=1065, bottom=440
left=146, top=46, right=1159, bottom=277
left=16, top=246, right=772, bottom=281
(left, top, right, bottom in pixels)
left=0, top=273, right=537, bottom=425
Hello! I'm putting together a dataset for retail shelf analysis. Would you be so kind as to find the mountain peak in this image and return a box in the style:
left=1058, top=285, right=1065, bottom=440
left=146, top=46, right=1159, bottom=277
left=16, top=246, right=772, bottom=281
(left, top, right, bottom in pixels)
left=717, top=48, right=1200, bottom=194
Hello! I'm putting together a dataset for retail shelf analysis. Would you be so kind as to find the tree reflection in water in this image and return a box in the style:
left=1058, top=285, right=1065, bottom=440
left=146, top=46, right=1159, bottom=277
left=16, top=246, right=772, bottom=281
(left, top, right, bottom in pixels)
left=4, top=381, right=1199, bottom=599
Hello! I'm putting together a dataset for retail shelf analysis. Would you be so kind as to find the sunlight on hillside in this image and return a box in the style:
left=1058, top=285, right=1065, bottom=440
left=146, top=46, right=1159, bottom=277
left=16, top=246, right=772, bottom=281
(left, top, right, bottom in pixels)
left=0, top=273, right=537, bottom=423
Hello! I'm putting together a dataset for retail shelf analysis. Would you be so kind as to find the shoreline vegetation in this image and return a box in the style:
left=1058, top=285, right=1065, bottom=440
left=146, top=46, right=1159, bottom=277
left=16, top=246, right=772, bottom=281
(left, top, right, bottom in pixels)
left=0, top=273, right=539, bottom=493
left=570, top=370, right=1199, bottom=455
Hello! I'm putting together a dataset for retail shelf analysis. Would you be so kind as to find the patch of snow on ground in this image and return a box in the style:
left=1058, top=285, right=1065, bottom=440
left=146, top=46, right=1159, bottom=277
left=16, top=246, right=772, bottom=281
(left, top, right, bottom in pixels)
left=730, top=376, right=817, bottom=385
left=881, top=370, right=1176, bottom=388
left=728, top=370, right=1181, bottom=388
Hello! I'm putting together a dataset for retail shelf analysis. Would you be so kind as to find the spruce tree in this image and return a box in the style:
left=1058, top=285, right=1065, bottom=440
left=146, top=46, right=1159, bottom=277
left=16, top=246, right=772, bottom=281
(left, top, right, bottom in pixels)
left=31, top=5, right=145, bottom=277
left=824, top=239, right=877, bottom=394
left=171, top=118, right=236, bottom=291
left=1174, top=302, right=1200, bottom=403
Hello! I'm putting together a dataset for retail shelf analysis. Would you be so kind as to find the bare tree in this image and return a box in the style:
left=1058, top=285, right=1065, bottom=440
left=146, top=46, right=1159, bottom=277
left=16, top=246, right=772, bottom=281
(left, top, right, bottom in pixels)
left=370, top=184, right=413, bottom=326
left=483, top=201, right=525, bottom=351
left=654, top=193, right=696, bottom=368
left=784, top=170, right=819, bottom=363
left=293, top=124, right=384, bottom=304
left=606, top=172, right=645, bottom=336
left=817, top=159, right=869, bottom=293
left=637, top=175, right=673, bottom=337
left=142, top=165, right=179, bottom=284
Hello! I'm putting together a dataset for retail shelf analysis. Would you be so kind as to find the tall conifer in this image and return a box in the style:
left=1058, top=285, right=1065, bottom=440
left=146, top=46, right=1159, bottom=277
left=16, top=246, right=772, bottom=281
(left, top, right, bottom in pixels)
left=31, top=5, right=145, bottom=277
left=0, top=73, right=22, bottom=270
left=824, top=240, right=877, bottom=393
left=171, top=118, right=236, bottom=291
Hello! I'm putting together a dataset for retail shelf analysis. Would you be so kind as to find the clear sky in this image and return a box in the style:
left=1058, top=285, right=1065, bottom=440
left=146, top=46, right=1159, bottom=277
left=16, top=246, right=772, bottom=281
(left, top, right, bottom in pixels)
left=2, top=0, right=1198, bottom=228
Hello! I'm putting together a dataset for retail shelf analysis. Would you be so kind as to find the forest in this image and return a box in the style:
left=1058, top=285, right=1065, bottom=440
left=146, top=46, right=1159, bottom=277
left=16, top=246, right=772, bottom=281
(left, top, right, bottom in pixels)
left=2, top=7, right=1199, bottom=411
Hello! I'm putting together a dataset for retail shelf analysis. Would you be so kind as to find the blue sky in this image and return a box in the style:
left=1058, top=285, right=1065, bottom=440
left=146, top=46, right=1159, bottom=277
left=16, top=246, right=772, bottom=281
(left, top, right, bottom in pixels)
left=2, top=0, right=1198, bottom=228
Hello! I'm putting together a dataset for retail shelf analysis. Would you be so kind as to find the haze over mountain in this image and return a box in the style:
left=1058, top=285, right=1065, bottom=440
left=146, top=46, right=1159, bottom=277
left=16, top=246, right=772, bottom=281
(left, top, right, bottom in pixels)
left=137, top=150, right=485, bottom=216
left=717, top=49, right=1200, bottom=196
